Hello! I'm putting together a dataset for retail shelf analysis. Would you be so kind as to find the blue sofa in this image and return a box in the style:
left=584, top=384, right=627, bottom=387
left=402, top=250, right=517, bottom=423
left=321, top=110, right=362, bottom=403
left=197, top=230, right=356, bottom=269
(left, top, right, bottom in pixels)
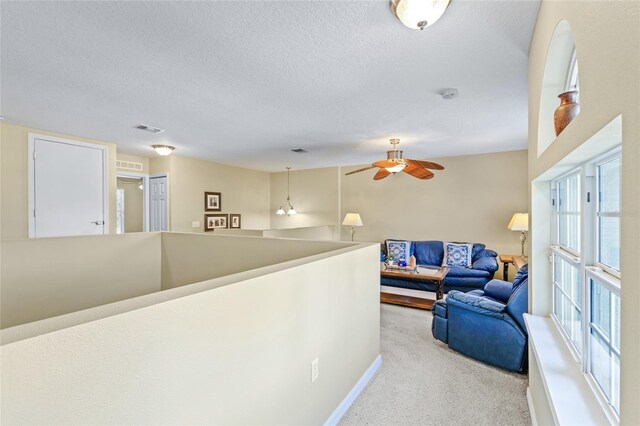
left=381, top=240, right=499, bottom=293
left=431, top=265, right=529, bottom=372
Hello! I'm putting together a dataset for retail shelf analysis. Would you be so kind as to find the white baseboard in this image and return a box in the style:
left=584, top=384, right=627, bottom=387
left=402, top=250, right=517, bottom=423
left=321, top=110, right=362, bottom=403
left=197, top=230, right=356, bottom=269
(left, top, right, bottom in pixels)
left=324, top=354, right=382, bottom=426
left=527, top=387, right=538, bottom=426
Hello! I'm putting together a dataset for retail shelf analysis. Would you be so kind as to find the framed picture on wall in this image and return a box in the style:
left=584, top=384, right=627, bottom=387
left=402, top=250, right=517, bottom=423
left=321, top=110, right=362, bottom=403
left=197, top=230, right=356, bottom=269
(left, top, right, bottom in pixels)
left=204, top=192, right=221, bottom=211
left=229, top=214, right=241, bottom=229
left=204, top=214, right=228, bottom=231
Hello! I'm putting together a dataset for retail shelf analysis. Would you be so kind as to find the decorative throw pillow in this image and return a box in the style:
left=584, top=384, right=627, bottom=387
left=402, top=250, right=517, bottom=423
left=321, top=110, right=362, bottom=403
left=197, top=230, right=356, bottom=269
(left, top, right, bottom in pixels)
left=386, top=240, right=412, bottom=262
left=442, top=242, right=473, bottom=268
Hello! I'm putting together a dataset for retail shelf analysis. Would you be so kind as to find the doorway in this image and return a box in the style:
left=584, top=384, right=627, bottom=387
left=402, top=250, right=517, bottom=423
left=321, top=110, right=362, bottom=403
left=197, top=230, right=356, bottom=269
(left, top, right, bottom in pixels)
left=116, top=172, right=167, bottom=232
left=28, top=133, right=107, bottom=238
left=116, top=175, right=147, bottom=233
left=149, top=174, right=169, bottom=231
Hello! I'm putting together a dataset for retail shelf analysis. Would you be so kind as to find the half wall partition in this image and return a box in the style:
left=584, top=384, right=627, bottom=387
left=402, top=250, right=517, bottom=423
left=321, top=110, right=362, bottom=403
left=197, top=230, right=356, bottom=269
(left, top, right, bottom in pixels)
left=0, top=232, right=380, bottom=425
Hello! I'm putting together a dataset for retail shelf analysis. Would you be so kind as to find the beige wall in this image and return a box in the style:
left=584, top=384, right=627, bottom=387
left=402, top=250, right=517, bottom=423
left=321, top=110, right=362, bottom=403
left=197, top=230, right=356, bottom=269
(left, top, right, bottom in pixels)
left=117, top=178, right=144, bottom=232
left=161, top=232, right=354, bottom=290
left=342, top=150, right=528, bottom=278
left=528, top=2, right=640, bottom=424
left=0, top=122, right=118, bottom=239
left=1, top=121, right=525, bottom=257
left=264, top=225, right=340, bottom=241
left=148, top=155, right=171, bottom=175
left=270, top=167, right=341, bottom=230
left=0, top=233, right=161, bottom=329
left=149, top=155, right=271, bottom=233
left=266, top=152, right=529, bottom=280
left=0, top=234, right=380, bottom=425
left=116, top=153, right=150, bottom=174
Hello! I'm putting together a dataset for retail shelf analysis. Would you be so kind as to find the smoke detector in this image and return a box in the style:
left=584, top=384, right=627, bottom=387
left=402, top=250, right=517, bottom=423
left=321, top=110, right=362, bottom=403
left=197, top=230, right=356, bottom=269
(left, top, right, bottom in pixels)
left=440, top=88, right=459, bottom=99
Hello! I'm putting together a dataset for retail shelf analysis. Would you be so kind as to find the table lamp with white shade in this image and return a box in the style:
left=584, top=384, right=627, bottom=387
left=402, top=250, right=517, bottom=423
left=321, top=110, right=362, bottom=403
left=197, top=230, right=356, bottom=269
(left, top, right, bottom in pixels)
left=508, top=213, right=529, bottom=258
left=342, top=213, right=363, bottom=242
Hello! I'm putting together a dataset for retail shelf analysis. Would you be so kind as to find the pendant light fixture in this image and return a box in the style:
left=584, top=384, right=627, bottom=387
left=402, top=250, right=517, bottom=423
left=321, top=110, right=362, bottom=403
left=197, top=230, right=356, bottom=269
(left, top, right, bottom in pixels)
left=390, top=0, right=451, bottom=30
left=276, top=167, right=297, bottom=216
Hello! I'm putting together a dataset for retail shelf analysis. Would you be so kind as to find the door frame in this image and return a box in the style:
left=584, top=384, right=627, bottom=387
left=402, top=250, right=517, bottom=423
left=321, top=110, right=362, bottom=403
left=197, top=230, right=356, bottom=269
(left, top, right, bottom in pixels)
left=149, top=172, right=170, bottom=231
left=116, top=172, right=150, bottom=232
left=28, top=133, right=109, bottom=238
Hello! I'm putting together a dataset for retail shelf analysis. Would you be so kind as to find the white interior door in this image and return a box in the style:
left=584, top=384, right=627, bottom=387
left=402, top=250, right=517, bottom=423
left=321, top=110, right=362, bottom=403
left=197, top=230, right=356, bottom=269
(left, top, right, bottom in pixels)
left=149, top=176, right=168, bottom=231
left=29, top=134, right=107, bottom=238
left=116, top=188, right=125, bottom=234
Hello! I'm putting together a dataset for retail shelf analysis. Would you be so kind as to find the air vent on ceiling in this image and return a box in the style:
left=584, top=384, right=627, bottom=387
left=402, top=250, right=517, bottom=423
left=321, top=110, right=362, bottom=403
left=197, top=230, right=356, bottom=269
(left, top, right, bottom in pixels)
left=116, top=160, right=144, bottom=171
left=291, top=148, right=308, bottom=154
left=135, top=124, right=165, bottom=134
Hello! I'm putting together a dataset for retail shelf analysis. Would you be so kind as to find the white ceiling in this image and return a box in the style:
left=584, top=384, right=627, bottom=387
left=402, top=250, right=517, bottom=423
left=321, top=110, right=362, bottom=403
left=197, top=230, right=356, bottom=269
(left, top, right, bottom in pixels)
left=1, top=0, right=540, bottom=172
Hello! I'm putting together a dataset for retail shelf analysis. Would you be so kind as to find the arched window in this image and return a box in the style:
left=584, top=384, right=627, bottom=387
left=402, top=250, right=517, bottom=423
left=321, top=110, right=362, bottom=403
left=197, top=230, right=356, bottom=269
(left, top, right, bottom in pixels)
left=566, top=48, right=580, bottom=92
left=538, top=20, right=580, bottom=156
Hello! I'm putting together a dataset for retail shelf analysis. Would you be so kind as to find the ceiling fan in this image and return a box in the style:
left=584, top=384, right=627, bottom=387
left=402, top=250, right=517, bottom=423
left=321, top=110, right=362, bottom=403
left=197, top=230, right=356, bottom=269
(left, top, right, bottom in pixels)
left=345, top=138, right=444, bottom=180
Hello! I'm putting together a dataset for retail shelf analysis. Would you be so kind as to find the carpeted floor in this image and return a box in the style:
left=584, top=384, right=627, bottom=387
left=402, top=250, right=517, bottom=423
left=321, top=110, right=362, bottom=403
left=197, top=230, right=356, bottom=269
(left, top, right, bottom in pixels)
left=339, top=303, right=530, bottom=426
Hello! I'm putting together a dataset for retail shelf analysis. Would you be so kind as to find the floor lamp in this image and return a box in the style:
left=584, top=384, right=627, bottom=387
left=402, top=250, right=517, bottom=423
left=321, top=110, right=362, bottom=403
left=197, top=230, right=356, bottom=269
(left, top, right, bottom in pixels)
left=342, top=213, right=363, bottom=242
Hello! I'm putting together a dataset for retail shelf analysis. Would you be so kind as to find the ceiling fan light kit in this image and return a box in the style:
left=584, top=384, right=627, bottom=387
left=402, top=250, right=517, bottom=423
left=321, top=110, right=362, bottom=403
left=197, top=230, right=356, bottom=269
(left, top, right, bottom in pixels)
left=385, top=163, right=407, bottom=173
left=390, top=0, right=451, bottom=30
left=345, top=138, right=444, bottom=181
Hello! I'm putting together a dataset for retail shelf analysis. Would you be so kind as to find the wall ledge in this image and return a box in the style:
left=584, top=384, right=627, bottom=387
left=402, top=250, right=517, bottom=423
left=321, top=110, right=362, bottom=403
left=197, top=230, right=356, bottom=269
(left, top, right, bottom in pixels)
left=524, top=314, right=614, bottom=425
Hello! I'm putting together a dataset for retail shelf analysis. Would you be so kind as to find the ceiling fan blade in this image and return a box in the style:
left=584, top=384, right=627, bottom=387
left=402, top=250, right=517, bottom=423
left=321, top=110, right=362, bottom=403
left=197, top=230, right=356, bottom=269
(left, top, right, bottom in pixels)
left=407, top=159, right=445, bottom=170
left=403, top=163, right=434, bottom=179
left=345, top=165, right=377, bottom=176
left=372, top=160, right=398, bottom=168
left=373, top=168, right=391, bottom=180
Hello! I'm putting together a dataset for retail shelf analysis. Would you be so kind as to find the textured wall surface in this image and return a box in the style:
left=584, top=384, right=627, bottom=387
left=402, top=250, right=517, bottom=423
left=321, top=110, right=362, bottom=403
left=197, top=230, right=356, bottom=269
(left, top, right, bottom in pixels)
left=527, top=2, right=640, bottom=424
left=0, top=233, right=161, bottom=329
left=0, top=235, right=379, bottom=425
left=342, top=150, right=528, bottom=279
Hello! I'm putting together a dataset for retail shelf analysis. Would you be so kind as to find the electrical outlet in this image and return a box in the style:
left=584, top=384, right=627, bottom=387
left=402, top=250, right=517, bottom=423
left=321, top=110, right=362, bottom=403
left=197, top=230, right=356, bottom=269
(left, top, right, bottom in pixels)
left=311, top=358, right=319, bottom=383
left=192, top=221, right=200, bottom=228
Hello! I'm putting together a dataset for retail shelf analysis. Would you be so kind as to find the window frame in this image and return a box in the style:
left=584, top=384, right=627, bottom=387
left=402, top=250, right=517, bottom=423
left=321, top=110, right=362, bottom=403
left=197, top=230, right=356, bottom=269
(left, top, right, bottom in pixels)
left=594, top=150, right=622, bottom=278
left=585, top=269, right=621, bottom=420
left=554, top=168, right=582, bottom=257
left=550, top=247, right=582, bottom=360
left=550, top=148, right=621, bottom=423
left=566, top=48, right=579, bottom=92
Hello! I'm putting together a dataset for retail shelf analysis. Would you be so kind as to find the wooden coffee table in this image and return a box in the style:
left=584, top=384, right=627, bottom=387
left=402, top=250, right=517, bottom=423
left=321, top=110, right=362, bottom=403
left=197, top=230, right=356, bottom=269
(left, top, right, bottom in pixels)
left=380, top=264, right=449, bottom=310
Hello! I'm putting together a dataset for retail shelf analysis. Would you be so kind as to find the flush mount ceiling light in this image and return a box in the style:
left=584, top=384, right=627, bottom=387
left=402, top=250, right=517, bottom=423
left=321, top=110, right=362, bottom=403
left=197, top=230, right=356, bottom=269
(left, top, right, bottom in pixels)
left=151, top=145, right=175, bottom=156
left=390, top=0, right=451, bottom=30
left=276, top=167, right=297, bottom=216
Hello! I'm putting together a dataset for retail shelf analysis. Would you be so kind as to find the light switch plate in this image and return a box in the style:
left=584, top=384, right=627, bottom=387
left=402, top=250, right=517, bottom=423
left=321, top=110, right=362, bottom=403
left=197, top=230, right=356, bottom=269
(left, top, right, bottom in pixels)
left=192, top=221, right=200, bottom=228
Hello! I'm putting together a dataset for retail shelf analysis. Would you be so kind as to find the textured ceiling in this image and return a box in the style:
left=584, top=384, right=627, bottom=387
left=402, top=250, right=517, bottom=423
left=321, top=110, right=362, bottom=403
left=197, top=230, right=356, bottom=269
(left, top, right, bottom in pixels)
left=1, top=1, right=540, bottom=171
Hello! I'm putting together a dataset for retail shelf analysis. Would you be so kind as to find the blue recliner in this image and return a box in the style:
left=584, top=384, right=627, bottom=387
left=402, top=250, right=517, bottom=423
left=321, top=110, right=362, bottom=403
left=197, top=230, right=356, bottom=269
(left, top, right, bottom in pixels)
left=432, top=265, right=529, bottom=372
